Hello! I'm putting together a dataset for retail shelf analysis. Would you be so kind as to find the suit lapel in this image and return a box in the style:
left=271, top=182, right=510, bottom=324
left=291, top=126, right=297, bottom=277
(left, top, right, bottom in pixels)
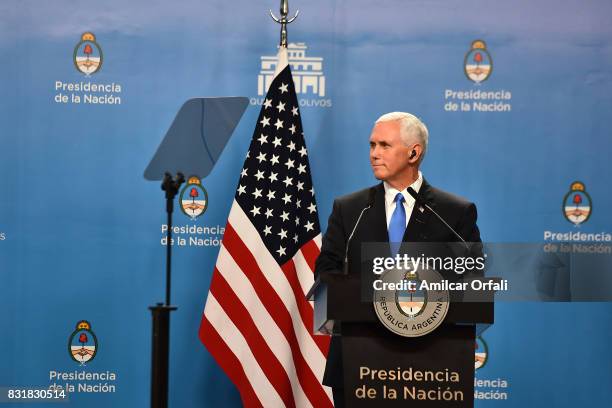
left=367, top=183, right=389, bottom=244
left=403, top=178, right=434, bottom=242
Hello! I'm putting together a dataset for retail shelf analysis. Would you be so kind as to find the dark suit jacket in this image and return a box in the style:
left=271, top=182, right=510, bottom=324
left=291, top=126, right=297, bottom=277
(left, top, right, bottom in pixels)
left=314, top=179, right=482, bottom=387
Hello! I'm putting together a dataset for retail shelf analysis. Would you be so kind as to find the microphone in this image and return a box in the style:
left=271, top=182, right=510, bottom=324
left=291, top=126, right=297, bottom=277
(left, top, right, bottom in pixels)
left=343, top=187, right=376, bottom=275
left=406, top=187, right=470, bottom=251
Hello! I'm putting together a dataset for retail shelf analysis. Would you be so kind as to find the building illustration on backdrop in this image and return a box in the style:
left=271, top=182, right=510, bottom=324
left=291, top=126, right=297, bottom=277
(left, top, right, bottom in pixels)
left=258, top=43, right=325, bottom=97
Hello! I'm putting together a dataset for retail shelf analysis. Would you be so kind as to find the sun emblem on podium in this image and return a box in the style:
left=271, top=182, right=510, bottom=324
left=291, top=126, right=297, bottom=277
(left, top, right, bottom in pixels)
left=180, top=176, right=208, bottom=220
left=396, top=271, right=427, bottom=318
left=73, top=32, right=103, bottom=75
left=464, top=40, right=492, bottom=83
left=562, top=181, right=592, bottom=226
left=68, top=320, right=98, bottom=365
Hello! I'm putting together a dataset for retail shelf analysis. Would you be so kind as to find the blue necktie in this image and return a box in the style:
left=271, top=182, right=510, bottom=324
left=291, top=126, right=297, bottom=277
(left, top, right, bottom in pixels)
left=389, top=193, right=406, bottom=255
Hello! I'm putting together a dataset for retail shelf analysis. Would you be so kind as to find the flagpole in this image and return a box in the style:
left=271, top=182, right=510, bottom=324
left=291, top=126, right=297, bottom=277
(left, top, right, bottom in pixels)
left=270, top=0, right=299, bottom=47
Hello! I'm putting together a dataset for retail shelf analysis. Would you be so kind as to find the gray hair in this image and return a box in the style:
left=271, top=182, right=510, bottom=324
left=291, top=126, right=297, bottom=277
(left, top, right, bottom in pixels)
left=375, top=112, right=429, bottom=160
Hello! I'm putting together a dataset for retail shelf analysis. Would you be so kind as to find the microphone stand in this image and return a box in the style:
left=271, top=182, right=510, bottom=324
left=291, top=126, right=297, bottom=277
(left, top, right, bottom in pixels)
left=343, top=188, right=376, bottom=274
left=343, top=204, right=372, bottom=275
left=150, top=172, right=184, bottom=408
left=407, top=187, right=471, bottom=252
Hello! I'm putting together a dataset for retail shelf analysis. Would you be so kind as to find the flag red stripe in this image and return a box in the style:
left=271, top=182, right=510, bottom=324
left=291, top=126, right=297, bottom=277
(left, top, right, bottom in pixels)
left=281, top=260, right=330, bottom=356
left=297, top=240, right=331, bottom=355
left=209, top=269, right=297, bottom=408
left=199, top=317, right=263, bottom=408
left=223, top=223, right=333, bottom=407
left=300, top=239, right=321, bottom=273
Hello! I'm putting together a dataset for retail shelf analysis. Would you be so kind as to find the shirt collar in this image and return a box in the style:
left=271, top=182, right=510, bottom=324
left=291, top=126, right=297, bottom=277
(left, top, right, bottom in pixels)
left=383, top=171, right=423, bottom=208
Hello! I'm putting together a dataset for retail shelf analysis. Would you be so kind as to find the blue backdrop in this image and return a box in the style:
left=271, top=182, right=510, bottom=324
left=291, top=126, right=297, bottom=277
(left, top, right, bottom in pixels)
left=1, top=0, right=611, bottom=406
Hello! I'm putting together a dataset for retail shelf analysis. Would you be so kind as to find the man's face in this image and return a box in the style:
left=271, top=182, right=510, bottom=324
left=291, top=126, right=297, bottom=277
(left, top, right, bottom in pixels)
left=369, top=120, right=412, bottom=183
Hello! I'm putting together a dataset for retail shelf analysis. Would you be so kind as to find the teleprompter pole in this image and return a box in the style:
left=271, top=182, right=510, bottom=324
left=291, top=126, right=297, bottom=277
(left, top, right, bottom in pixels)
left=150, top=172, right=184, bottom=408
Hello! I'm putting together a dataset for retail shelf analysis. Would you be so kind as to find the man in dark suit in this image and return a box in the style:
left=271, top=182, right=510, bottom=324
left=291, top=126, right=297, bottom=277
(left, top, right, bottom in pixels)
left=314, top=112, right=482, bottom=407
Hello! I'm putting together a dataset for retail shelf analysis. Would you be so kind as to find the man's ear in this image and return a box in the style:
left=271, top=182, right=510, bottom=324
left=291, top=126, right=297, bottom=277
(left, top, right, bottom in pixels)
left=408, top=144, right=422, bottom=163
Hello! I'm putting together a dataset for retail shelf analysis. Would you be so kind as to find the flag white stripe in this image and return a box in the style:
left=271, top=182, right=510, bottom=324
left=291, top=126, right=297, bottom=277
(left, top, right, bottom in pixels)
left=274, top=47, right=289, bottom=77
left=313, top=234, right=322, bottom=249
left=215, top=243, right=313, bottom=408
left=204, top=294, right=284, bottom=407
left=229, top=202, right=328, bottom=376
left=293, top=249, right=316, bottom=301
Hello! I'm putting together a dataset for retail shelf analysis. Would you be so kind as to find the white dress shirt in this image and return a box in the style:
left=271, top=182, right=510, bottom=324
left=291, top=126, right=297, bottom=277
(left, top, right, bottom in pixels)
left=383, top=171, right=423, bottom=229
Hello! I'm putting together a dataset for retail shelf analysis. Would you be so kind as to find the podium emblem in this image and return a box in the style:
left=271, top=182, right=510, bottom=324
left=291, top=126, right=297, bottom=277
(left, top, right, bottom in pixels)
left=68, top=320, right=98, bottom=365
left=180, top=176, right=208, bottom=220
left=562, top=181, right=591, bottom=225
left=374, top=267, right=449, bottom=337
left=396, top=272, right=426, bottom=317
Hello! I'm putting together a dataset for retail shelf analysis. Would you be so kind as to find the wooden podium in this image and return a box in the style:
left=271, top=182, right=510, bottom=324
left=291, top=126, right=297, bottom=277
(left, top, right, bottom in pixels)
left=309, top=273, right=494, bottom=407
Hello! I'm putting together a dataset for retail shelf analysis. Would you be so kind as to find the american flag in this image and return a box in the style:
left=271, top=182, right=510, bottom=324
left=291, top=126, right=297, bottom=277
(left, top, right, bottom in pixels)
left=199, top=49, right=332, bottom=408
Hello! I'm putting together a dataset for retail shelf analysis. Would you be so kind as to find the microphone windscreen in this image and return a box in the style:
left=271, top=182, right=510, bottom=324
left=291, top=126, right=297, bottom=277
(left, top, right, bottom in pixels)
left=407, top=187, right=420, bottom=202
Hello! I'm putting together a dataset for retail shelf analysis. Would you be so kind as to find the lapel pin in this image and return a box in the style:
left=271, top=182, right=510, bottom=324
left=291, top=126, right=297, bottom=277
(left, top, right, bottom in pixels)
left=419, top=206, right=425, bottom=213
